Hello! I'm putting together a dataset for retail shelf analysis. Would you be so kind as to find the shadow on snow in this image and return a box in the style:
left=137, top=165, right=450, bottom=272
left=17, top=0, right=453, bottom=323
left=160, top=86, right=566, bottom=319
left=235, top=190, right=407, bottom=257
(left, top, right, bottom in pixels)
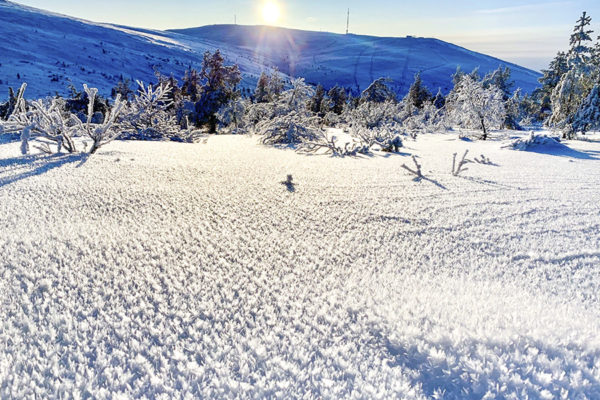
left=0, top=153, right=88, bottom=188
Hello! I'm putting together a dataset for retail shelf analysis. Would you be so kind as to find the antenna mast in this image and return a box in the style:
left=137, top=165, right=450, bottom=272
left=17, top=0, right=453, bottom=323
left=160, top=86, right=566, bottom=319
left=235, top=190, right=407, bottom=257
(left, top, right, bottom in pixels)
left=346, top=8, right=350, bottom=35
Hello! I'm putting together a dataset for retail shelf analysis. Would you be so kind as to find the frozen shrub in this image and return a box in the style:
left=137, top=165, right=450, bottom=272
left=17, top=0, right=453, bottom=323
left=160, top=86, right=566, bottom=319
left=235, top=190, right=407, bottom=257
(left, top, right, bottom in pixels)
left=506, top=132, right=563, bottom=151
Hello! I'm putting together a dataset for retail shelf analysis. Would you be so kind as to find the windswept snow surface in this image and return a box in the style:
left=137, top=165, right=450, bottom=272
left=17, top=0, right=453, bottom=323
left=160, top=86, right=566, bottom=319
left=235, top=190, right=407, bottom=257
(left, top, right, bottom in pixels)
left=1, top=134, right=600, bottom=398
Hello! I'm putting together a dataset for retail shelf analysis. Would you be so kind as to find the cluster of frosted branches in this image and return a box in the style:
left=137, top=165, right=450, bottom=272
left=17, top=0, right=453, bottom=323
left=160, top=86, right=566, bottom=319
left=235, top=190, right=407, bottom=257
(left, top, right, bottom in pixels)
left=216, top=98, right=248, bottom=134
left=1, top=84, right=83, bottom=154
left=120, top=81, right=202, bottom=143
left=251, top=78, right=324, bottom=145
left=76, top=85, right=126, bottom=154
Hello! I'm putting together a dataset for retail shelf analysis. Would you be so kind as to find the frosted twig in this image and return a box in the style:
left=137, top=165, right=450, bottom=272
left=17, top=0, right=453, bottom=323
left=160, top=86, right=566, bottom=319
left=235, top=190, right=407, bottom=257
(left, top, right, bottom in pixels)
left=452, top=150, right=470, bottom=176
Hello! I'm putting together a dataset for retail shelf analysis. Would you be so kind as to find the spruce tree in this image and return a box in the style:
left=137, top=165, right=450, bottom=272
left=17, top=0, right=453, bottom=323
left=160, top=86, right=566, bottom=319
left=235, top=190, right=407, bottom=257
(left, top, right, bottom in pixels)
left=572, top=84, right=600, bottom=134
left=569, top=11, right=594, bottom=67
left=432, top=89, right=445, bottom=109
left=361, top=78, right=396, bottom=103
left=327, top=85, right=347, bottom=114
left=309, top=84, right=325, bottom=115
left=267, top=69, right=284, bottom=100
left=254, top=72, right=270, bottom=103
left=405, top=73, right=432, bottom=109
left=196, top=50, right=241, bottom=132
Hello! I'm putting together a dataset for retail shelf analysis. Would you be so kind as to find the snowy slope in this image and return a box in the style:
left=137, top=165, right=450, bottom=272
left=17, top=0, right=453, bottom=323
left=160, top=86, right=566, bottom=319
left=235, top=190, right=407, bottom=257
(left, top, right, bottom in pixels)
left=1, top=1, right=540, bottom=100
left=0, top=1, right=270, bottom=99
left=171, top=25, right=542, bottom=95
left=1, top=133, right=599, bottom=398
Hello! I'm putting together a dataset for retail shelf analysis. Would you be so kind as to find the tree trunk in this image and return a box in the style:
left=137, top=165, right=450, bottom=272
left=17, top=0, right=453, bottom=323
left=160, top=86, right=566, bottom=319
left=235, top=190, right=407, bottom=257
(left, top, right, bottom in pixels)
left=481, top=117, right=488, bottom=140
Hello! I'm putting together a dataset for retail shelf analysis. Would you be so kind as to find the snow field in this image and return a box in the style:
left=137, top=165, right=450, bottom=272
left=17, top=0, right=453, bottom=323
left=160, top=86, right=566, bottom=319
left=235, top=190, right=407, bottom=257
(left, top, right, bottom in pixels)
left=1, top=134, right=599, bottom=398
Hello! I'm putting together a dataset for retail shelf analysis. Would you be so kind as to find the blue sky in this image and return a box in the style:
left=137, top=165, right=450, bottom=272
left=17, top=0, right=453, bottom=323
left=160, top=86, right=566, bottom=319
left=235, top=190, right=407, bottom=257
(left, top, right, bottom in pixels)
left=15, top=0, right=600, bottom=71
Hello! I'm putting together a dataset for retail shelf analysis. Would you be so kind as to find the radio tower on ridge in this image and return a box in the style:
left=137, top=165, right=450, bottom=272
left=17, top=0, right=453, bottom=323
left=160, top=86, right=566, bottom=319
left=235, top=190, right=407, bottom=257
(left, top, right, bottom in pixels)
left=346, top=8, right=350, bottom=35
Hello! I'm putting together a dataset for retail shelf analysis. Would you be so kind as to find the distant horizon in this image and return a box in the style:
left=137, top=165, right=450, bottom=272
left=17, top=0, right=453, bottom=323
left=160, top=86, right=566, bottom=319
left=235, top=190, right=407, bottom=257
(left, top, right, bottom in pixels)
left=11, top=0, right=600, bottom=72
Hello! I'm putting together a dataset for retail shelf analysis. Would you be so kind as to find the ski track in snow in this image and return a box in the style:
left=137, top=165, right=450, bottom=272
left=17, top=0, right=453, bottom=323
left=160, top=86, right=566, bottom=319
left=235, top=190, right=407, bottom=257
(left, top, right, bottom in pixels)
left=0, top=134, right=599, bottom=398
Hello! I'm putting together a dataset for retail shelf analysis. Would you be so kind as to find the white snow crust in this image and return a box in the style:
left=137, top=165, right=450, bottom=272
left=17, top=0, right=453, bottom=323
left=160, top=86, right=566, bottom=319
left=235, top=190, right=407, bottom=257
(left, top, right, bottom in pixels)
left=1, top=133, right=599, bottom=398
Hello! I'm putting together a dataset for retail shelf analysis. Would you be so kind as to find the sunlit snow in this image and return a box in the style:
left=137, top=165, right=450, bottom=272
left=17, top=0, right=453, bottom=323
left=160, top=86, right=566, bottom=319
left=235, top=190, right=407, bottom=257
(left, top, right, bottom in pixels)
left=1, top=133, right=599, bottom=398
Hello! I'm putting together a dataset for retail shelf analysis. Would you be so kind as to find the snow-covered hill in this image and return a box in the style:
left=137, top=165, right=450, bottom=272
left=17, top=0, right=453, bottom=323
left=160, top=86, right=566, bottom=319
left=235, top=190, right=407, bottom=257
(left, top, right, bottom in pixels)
left=172, top=24, right=542, bottom=95
left=0, top=1, right=270, bottom=99
left=1, top=133, right=599, bottom=397
left=0, top=0, right=541, bottom=100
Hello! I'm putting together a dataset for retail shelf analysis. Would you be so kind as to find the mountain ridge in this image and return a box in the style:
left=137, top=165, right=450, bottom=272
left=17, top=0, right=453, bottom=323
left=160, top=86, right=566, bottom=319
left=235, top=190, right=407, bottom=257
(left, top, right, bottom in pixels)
left=0, top=1, right=541, bottom=99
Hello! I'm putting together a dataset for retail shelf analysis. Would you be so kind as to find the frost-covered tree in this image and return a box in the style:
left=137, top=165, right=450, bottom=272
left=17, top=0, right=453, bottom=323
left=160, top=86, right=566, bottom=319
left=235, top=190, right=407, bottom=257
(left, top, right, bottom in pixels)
left=308, top=84, right=326, bottom=115
left=361, top=78, right=396, bottom=103
left=196, top=50, right=242, bottom=133
left=571, top=84, right=600, bottom=134
left=446, top=75, right=506, bottom=140
left=326, top=85, right=347, bottom=115
left=535, top=52, right=569, bottom=119
left=181, top=68, right=202, bottom=102
left=254, top=72, right=270, bottom=103
left=483, top=66, right=514, bottom=100
left=549, top=69, right=588, bottom=137
left=405, top=73, right=432, bottom=109
left=267, top=69, right=285, bottom=101
left=568, top=11, right=594, bottom=68
left=348, top=100, right=401, bottom=130
left=432, top=89, right=445, bottom=109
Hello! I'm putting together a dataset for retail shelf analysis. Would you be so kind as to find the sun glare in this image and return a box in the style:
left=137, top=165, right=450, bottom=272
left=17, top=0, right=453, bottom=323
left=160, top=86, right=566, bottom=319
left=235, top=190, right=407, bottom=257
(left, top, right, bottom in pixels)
left=262, top=1, right=281, bottom=25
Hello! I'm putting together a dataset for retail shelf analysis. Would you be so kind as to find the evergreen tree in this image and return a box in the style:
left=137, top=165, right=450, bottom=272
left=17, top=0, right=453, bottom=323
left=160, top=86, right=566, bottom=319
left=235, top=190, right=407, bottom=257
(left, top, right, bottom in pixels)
left=432, top=89, right=445, bottom=109
left=181, top=68, right=202, bottom=102
left=309, top=84, right=326, bottom=115
left=483, top=66, right=514, bottom=99
left=569, top=11, right=594, bottom=67
left=196, top=50, right=241, bottom=132
left=327, top=85, right=347, bottom=114
left=111, top=75, right=134, bottom=102
left=405, top=73, right=432, bottom=109
left=254, top=72, right=270, bottom=103
left=361, top=78, right=396, bottom=103
left=549, top=69, right=587, bottom=137
left=572, top=84, right=600, bottom=134
left=452, top=66, right=465, bottom=87
left=268, top=69, right=284, bottom=100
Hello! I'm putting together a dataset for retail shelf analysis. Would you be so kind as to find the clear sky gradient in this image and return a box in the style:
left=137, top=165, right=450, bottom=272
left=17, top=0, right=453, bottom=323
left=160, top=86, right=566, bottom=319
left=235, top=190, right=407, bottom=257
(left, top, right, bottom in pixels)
left=14, top=0, right=600, bottom=71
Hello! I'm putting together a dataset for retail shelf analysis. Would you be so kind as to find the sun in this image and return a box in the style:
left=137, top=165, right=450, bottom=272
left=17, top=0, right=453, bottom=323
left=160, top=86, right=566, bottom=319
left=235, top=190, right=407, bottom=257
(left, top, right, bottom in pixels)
left=262, top=1, right=281, bottom=25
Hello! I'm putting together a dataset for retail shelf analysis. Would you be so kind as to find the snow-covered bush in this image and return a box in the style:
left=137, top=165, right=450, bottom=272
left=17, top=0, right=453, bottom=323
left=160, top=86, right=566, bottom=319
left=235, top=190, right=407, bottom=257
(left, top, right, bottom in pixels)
left=346, top=100, right=401, bottom=130
left=351, top=124, right=403, bottom=152
left=297, top=129, right=370, bottom=156
left=120, top=81, right=179, bottom=140
left=506, top=131, right=563, bottom=151
left=216, top=98, right=247, bottom=134
left=255, top=78, right=323, bottom=145
left=1, top=84, right=126, bottom=155
left=75, top=85, right=126, bottom=154
left=1, top=91, right=81, bottom=154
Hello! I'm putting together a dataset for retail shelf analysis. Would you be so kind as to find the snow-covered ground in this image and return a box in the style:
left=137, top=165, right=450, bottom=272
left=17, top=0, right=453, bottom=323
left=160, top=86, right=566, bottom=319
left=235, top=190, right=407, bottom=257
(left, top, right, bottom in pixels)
left=1, top=133, right=599, bottom=398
